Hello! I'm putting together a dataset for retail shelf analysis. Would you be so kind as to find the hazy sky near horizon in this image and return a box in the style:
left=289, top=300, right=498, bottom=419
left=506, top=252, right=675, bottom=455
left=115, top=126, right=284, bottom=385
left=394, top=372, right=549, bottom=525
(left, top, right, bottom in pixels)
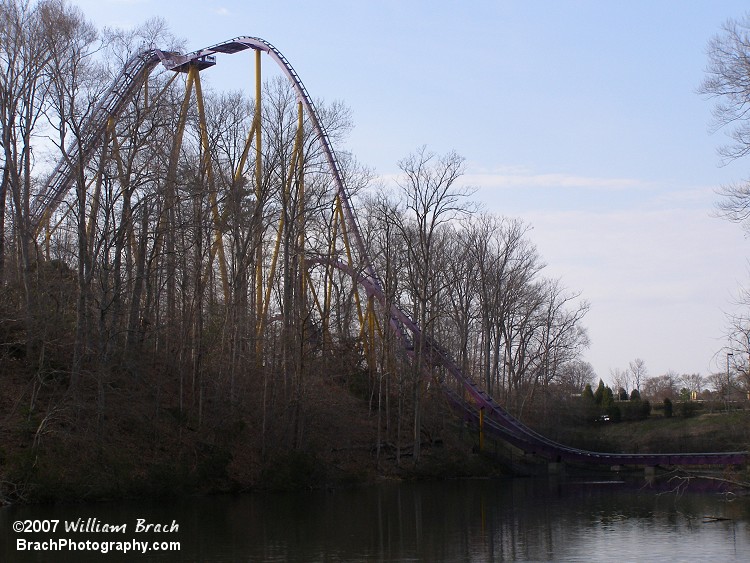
left=72, top=0, right=750, bottom=384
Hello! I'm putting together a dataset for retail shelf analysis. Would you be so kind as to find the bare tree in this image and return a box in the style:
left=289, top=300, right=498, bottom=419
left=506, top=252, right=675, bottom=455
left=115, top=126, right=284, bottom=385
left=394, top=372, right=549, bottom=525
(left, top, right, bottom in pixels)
left=558, top=360, right=595, bottom=394
left=610, top=367, right=631, bottom=397
left=43, top=0, right=100, bottom=390
left=701, top=15, right=750, bottom=166
left=680, top=372, right=705, bottom=397
left=641, top=372, right=678, bottom=402
left=628, top=358, right=648, bottom=393
left=700, top=12, right=750, bottom=238
left=537, top=278, right=590, bottom=389
left=0, top=0, right=59, bottom=362
left=394, top=146, right=472, bottom=464
left=706, top=370, right=737, bottom=399
left=700, top=16, right=750, bottom=390
left=478, top=216, right=542, bottom=406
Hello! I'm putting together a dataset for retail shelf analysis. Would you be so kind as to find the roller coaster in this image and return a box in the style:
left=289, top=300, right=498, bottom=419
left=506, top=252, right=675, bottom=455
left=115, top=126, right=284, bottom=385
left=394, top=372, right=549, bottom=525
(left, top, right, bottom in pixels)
left=31, top=37, right=747, bottom=468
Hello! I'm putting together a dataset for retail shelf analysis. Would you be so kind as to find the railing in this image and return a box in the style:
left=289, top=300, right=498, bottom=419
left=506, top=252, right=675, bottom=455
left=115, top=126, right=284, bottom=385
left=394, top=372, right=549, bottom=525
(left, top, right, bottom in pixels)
left=30, top=50, right=164, bottom=234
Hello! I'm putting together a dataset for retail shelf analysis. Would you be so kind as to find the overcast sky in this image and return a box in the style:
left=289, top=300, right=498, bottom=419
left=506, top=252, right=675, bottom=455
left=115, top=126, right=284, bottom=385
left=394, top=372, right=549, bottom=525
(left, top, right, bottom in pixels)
left=72, top=0, right=750, bottom=384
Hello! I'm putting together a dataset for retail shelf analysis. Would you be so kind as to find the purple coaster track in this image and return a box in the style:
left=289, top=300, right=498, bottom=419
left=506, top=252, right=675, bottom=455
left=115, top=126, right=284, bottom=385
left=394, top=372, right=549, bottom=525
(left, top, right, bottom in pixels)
left=32, top=37, right=748, bottom=469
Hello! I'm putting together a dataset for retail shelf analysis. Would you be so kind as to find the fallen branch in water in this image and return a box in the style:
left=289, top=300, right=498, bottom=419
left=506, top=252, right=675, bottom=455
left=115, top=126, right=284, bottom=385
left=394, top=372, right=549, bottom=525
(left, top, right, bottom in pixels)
left=654, top=467, right=750, bottom=496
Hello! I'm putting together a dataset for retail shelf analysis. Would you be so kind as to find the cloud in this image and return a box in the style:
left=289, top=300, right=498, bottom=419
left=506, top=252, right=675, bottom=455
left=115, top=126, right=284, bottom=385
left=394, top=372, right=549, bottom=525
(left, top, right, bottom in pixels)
left=455, top=165, right=747, bottom=377
left=518, top=204, right=747, bottom=377
left=464, top=170, right=645, bottom=190
left=214, top=7, right=230, bottom=16
left=379, top=167, right=649, bottom=197
left=524, top=206, right=737, bottom=297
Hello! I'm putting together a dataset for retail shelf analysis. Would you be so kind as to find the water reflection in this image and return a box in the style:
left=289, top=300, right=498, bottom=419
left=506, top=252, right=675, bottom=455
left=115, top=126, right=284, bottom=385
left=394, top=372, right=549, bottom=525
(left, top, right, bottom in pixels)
left=2, top=477, right=749, bottom=561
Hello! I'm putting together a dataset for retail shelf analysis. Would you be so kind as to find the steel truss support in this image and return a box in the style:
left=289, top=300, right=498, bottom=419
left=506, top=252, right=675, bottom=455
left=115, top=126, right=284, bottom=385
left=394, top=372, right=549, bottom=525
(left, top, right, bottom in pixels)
left=160, top=64, right=230, bottom=305
left=28, top=35, right=747, bottom=469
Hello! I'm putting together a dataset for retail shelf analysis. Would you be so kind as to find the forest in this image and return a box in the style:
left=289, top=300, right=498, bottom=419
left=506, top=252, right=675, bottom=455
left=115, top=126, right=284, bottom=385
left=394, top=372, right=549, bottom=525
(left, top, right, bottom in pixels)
left=0, top=0, right=593, bottom=501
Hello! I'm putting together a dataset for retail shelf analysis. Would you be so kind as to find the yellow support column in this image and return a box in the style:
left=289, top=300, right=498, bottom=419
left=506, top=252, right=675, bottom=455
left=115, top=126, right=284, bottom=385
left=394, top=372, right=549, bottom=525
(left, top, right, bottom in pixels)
left=258, top=100, right=304, bottom=335
left=336, top=197, right=366, bottom=332
left=193, top=69, right=230, bottom=302
left=367, top=294, right=376, bottom=372
left=254, top=48, right=264, bottom=361
left=86, top=118, right=115, bottom=248
left=155, top=65, right=195, bottom=258
left=296, top=101, right=306, bottom=311
left=44, top=220, right=51, bottom=260
left=322, top=206, right=339, bottom=346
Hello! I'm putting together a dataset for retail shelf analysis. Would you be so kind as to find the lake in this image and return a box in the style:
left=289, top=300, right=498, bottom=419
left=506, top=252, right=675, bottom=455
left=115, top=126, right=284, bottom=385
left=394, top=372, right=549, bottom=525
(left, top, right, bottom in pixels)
left=2, top=475, right=749, bottom=561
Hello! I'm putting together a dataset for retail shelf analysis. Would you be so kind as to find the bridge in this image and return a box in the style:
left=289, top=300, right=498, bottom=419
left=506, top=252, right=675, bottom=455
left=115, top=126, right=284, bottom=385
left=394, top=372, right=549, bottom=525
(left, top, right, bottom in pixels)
left=31, top=37, right=747, bottom=469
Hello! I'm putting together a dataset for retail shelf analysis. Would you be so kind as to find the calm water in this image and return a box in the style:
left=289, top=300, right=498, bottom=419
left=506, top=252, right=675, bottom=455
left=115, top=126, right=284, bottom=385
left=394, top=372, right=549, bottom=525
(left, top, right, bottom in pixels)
left=2, top=477, right=749, bottom=562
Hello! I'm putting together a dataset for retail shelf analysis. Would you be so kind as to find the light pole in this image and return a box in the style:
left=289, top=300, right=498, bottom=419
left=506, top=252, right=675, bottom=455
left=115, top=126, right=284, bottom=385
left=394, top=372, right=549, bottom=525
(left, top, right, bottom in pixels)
left=726, top=352, right=734, bottom=408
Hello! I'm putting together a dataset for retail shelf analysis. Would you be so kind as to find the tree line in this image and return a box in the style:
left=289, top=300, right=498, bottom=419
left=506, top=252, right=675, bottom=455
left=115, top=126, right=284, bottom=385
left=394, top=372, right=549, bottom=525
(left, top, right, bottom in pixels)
left=609, top=357, right=748, bottom=407
left=0, top=0, right=592, bottom=477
